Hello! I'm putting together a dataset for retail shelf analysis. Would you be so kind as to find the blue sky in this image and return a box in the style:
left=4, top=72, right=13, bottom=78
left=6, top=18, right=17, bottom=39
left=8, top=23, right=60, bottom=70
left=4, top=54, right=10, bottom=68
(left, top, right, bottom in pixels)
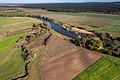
left=0, top=0, right=119, bottom=3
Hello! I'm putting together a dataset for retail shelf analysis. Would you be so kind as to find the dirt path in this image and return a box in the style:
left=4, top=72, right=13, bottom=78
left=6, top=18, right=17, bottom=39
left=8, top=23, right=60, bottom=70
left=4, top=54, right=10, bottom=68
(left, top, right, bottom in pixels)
left=40, top=35, right=102, bottom=80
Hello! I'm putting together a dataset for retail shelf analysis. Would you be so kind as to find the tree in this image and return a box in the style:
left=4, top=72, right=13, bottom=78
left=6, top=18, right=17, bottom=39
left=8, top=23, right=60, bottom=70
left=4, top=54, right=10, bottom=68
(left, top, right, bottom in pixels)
left=32, top=23, right=36, bottom=28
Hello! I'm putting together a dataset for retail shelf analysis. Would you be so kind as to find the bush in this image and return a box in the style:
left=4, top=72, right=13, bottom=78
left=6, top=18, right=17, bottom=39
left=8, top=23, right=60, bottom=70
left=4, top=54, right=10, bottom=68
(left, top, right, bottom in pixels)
left=26, top=34, right=36, bottom=43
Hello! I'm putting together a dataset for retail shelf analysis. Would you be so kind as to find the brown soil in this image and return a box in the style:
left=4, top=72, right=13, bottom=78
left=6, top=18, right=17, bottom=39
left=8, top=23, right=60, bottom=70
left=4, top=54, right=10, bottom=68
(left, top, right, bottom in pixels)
left=40, top=35, right=102, bottom=80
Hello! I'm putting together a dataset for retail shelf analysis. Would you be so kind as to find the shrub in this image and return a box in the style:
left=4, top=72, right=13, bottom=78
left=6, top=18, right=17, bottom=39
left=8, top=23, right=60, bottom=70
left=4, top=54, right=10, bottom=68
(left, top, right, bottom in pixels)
left=26, top=34, right=36, bottom=43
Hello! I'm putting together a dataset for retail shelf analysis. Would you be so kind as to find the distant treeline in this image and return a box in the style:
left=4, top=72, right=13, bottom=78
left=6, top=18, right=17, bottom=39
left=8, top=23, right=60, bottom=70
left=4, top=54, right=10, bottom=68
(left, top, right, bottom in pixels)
left=22, top=2, right=120, bottom=15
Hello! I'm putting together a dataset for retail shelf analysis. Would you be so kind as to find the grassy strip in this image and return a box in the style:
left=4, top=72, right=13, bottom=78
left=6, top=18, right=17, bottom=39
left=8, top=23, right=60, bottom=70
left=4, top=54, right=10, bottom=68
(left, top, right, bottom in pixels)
left=31, top=46, right=45, bottom=79
left=74, top=56, right=120, bottom=80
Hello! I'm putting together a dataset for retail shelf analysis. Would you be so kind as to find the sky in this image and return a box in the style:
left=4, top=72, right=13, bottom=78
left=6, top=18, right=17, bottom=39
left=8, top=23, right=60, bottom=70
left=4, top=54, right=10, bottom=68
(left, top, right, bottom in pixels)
left=0, top=0, right=119, bottom=3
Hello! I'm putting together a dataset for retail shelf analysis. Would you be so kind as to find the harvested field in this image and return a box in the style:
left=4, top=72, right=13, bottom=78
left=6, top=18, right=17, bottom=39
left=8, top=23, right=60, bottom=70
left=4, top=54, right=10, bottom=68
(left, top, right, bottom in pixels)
left=40, top=35, right=102, bottom=80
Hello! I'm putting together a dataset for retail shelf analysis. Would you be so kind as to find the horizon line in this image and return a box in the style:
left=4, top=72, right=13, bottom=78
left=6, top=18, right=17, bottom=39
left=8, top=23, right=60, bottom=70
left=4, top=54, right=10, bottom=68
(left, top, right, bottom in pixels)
left=0, top=1, right=119, bottom=4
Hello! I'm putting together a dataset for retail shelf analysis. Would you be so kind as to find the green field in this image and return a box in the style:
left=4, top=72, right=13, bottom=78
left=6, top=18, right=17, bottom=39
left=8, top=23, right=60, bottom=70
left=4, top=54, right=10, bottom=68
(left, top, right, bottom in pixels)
left=99, top=20, right=120, bottom=36
left=48, top=11, right=120, bottom=20
left=74, top=56, right=120, bottom=80
left=0, top=33, right=27, bottom=80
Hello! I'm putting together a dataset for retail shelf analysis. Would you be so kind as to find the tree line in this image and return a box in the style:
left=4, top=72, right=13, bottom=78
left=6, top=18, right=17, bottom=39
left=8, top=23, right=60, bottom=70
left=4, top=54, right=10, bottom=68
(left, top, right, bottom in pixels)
left=22, top=2, right=120, bottom=15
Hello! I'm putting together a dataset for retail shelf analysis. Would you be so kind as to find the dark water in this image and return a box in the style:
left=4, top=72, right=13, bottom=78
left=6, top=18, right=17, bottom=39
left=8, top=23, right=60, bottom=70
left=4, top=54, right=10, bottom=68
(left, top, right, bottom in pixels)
left=40, top=19, right=78, bottom=38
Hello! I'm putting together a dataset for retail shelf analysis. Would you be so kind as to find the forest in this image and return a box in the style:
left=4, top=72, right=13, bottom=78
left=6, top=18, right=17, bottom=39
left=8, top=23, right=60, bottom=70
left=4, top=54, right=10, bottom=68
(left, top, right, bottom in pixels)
left=22, top=2, right=120, bottom=15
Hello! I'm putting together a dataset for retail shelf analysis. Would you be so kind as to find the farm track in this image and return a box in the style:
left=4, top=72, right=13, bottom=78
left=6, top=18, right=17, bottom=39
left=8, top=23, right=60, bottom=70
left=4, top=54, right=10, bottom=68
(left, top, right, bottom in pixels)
left=40, top=35, right=102, bottom=80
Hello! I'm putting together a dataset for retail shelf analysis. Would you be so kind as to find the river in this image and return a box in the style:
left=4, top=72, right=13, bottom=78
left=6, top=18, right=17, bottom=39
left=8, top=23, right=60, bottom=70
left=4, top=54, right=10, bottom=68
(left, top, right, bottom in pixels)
left=40, top=19, right=79, bottom=38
